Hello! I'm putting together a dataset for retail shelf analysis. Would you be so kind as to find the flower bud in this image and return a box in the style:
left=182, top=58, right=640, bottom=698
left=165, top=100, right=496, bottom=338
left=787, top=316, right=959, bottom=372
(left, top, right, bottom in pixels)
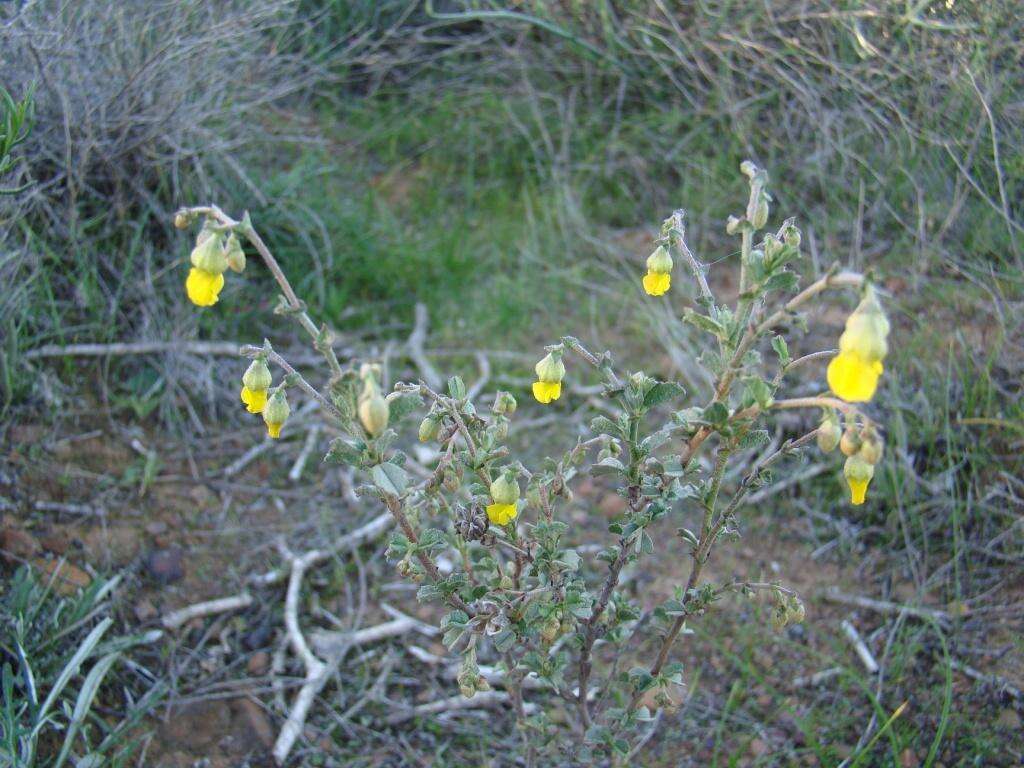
left=839, top=425, right=861, bottom=457
left=740, top=160, right=758, bottom=179
left=843, top=454, right=875, bottom=506
left=358, top=388, right=390, bottom=437
left=489, top=471, right=520, bottom=506
left=646, top=245, right=673, bottom=274
left=262, top=390, right=290, bottom=439
left=726, top=215, right=743, bottom=235
left=782, top=223, right=801, bottom=249
left=224, top=232, right=246, bottom=273
left=763, top=233, right=783, bottom=261
left=418, top=414, right=440, bottom=443
left=816, top=411, right=841, bottom=453
left=858, top=426, right=884, bottom=465
left=174, top=212, right=189, bottom=230
left=493, top=390, right=517, bottom=415
left=787, top=596, right=805, bottom=624
left=525, top=485, right=542, bottom=510
left=189, top=231, right=227, bottom=275
left=242, top=358, right=272, bottom=392
left=752, top=198, right=769, bottom=229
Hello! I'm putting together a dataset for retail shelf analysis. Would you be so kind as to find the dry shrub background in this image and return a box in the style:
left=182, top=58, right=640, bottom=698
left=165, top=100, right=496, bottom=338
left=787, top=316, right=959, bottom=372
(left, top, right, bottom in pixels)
left=0, top=1, right=1021, bottom=766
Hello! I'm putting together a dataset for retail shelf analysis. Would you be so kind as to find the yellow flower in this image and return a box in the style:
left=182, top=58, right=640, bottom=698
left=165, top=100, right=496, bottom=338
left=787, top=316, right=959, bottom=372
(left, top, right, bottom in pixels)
left=486, top=502, right=518, bottom=525
left=263, top=390, right=290, bottom=439
left=642, top=271, right=671, bottom=296
left=185, top=268, right=225, bottom=307
left=240, top=359, right=272, bottom=414
left=533, top=351, right=565, bottom=404
left=843, top=454, right=874, bottom=506
left=642, top=245, right=673, bottom=296
left=240, top=386, right=267, bottom=414
left=827, top=286, right=890, bottom=403
left=827, top=351, right=883, bottom=402
left=532, top=380, right=561, bottom=403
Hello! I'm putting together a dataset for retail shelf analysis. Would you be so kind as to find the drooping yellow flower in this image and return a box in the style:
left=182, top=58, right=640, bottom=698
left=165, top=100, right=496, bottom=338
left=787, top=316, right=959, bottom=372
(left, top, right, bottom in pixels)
left=263, top=390, right=290, bottom=439
left=240, top=386, right=267, bottom=414
left=486, top=471, right=520, bottom=525
left=642, top=271, right=671, bottom=296
left=185, top=268, right=225, bottom=307
left=240, top=358, right=273, bottom=414
left=827, top=352, right=883, bottom=402
left=185, top=230, right=228, bottom=307
left=486, top=503, right=518, bottom=525
left=533, top=351, right=565, bottom=404
left=827, top=286, right=890, bottom=402
left=843, top=454, right=874, bottom=506
left=532, top=380, right=561, bottom=403
left=642, top=245, right=673, bottom=297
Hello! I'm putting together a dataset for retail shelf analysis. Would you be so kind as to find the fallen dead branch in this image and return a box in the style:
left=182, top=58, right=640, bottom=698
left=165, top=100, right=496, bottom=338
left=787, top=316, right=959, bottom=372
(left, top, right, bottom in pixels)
left=841, top=619, right=879, bottom=674
left=384, top=690, right=537, bottom=726
left=161, top=593, right=255, bottom=630
left=822, top=588, right=953, bottom=624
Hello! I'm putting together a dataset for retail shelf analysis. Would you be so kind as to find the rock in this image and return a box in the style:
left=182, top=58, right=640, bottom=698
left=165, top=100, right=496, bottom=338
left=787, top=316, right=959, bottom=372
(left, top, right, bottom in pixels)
left=247, top=651, right=270, bottom=676
left=145, top=547, right=185, bottom=584
left=996, top=708, right=1021, bottom=730
left=134, top=598, right=158, bottom=622
left=39, top=528, right=73, bottom=555
left=33, top=558, right=91, bottom=595
left=1, top=526, right=41, bottom=560
left=233, top=697, right=274, bottom=748
left=159, top=700, right=232, bottom=750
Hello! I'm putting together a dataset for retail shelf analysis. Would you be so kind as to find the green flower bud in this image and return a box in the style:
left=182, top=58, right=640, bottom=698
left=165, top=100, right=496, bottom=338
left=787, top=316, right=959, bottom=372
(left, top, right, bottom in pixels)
left=752, top=198, right=769, bottom=229
left=242, top=358, right=272, bottom=392
left=839, top=425, right=861, bottom=457
left=173, top=212, right=189, bottom=230
left=224, top=232, right=246, bottom=273
left=190, top=231, right=227, bottom=275
left=740, top=160, right=758, bottom=179
left=816, top=411, right=841, bottom=453
left=358, top=388, right=390, bottom=437
left=859, top=426, right=884, bottom=465
left=783, top=223, right=801, bottom=249
left=726, top=215, right=743, bottom=235
left=418, top=414, right=440, bottom=443
left=493, top=390, right=517, bottom=415
left=525, top=485, right=542, bottom=510
left=490, top=470, right=520, bottom=506
left=646, top=245, right=673, bottom=274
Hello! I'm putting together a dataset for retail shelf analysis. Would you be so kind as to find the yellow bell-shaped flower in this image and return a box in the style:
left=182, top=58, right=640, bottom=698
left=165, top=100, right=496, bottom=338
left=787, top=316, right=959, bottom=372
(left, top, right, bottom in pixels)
left=532, top=350, right=565, bottom=404
left=827, top=286, right=890, bottom=402
left=642, top=245, right=673, bottom=297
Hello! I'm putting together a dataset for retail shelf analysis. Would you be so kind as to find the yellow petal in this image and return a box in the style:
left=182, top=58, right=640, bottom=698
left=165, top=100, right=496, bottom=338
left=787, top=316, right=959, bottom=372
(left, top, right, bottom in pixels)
left=642, top=270, right=671, bottom=296
left=532, top=380, right=561, bottom=404
left=847, top=476, right=870, bottom=505
left=240, top=386, right=268, bottom=414
left=185, top=268, right=225, bottom=307
left=827, top=351, right=881, bottom=402
left=486, top=503, right=518, bottom=525
left=266, top=421, right=282, bottom=439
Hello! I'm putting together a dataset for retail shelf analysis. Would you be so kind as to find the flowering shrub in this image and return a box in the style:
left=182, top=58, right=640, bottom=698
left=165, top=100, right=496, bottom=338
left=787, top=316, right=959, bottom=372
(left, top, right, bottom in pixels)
left=175, top=160, right=889, bottom=763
